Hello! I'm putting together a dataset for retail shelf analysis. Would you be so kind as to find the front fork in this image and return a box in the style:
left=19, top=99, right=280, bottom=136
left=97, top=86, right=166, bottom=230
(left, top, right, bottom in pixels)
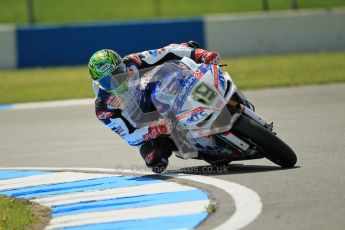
left=218, top=97, right=273, bottom=154
left=228, top=91, right=272, bottom=130
left=241, top=105, right=274, bottom=131
left=242, top=106, right=268, bottom=127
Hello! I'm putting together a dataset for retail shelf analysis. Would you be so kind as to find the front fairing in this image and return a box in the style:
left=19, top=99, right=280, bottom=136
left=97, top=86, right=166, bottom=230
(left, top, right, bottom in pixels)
left=106, top=58, right=236, bottom=157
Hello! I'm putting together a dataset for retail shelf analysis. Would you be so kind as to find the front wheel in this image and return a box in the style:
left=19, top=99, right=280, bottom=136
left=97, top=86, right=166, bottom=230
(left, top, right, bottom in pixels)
left=232, top=115, right=297, bottom=168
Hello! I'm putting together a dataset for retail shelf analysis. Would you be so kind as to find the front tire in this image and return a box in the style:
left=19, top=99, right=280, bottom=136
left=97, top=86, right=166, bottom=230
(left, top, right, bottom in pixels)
left=232, top=115, right=297, bottom=168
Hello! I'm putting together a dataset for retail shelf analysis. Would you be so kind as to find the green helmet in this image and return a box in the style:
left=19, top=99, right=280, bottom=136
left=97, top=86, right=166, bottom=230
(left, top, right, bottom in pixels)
left=88, top=49, right=128, bottom=94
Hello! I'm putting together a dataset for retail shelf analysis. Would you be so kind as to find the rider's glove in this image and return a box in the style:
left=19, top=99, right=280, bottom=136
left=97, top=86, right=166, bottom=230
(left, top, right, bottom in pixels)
left=147, top=119, right=172, bottom=139
left=201, top=51, right=220, bottom=65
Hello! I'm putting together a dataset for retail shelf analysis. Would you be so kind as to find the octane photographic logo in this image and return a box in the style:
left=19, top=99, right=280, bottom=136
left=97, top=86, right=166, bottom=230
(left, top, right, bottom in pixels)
left=112, top=163, right=232, bottom=174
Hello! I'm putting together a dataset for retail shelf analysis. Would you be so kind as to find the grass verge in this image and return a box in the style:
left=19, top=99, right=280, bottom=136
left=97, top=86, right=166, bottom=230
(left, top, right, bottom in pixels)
left=0, top=52, right=345, bottom=104
left=0, top=195, right=38, bottom=230
left=222, top=52, right=345, bottom=89
left=1, top=0, right=345, bottom=25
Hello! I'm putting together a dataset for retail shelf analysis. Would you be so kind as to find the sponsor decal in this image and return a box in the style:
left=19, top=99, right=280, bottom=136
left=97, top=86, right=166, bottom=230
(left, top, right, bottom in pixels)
left=111, top=126, right=126, bottom=137
left=172, top=65, right=211, bottom=114
left=219, top=70, right=226, bottom=91
left=176, top=107, right=207, bottom=120
left=187, top=109, right=208, bottom=122
left=212, top=65, right=219, bottom=91
left=97, top=111, right=113, bottom=119
left=148, top=50, right=158, bottom=57
left=106, top=95, right=124, bottom=108
left=193, top=69, right=203, bottom=80
left=99, top=63, right=111, bottom=73
left=157, top=48, right=166, bottom=54
left=149, top=128, right=158, bottom=139
left=128, top=138, right=145, bottom=146
left=145, top=150, right=157, bottom=164
left=215, top=99, right=223, bottom=109
left=116, top=128, right=124, bottom=135
left=173, top=76, right=197, bottom=113
left=143, top=133, right=150, bottom=141
left=113, top=126, right=121, bottom=132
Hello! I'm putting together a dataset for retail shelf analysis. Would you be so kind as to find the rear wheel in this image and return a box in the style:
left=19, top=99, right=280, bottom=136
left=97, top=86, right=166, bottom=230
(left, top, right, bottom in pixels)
left=232, top=115, right=297, bottom=168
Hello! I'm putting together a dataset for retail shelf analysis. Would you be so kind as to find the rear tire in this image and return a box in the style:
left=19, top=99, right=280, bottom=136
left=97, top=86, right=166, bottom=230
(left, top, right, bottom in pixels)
left=232, top=115, right=297, bottom=168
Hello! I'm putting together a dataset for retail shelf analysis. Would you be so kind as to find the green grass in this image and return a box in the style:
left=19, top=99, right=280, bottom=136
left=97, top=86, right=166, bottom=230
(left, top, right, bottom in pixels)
left=1, top=0, right=345, bottom=24
left=0, top=66, right=92, bottom=104
left=0, top=195, right=38, bottom=230
left=0, top=52, right=345, bottom=104
left=222, top=52, right=345, bottom=89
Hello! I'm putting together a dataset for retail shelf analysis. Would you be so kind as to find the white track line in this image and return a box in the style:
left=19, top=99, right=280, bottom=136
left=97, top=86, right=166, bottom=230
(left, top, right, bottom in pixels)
left=47, top=200, right=209, bottom=229
left=34, top=181, right=195, bottom=207
left=175, top=174, right=262, bottom=230
left=7, top=99, right=94, bottom=110
left=0, top=167, right=262, bottom=230
left=0, top=172, right=118, bottom=191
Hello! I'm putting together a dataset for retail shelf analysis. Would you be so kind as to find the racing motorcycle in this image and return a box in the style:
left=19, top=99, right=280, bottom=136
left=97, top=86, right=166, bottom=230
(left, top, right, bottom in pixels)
left=106, top=57, right=297, bottom=172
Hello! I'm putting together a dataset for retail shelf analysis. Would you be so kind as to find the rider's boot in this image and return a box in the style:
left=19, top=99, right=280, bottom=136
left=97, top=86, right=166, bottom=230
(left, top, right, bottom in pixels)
left=139, top=138, right=173, bottom=173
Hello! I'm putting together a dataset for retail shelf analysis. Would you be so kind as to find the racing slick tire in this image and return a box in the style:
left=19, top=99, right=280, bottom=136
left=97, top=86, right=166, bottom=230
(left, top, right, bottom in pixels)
left=232, top=115, right=297, bottom=168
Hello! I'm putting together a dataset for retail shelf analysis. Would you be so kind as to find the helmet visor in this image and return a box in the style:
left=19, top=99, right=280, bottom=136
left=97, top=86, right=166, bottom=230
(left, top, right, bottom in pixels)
left=97, top=62, right=128, bottom=94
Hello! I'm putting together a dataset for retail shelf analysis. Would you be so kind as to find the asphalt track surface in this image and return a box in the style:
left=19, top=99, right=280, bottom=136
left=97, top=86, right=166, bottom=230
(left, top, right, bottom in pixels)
left=1, top=83, right=345, bottom=230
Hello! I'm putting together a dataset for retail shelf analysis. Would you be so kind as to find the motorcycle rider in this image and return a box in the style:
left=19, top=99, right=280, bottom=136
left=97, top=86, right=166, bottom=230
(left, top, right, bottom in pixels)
left=88, top=41, right=220, bottom=172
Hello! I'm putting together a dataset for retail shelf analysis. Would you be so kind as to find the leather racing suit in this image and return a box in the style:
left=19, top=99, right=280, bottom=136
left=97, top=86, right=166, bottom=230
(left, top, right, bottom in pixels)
left=93, top=41, right=220, bottom=171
